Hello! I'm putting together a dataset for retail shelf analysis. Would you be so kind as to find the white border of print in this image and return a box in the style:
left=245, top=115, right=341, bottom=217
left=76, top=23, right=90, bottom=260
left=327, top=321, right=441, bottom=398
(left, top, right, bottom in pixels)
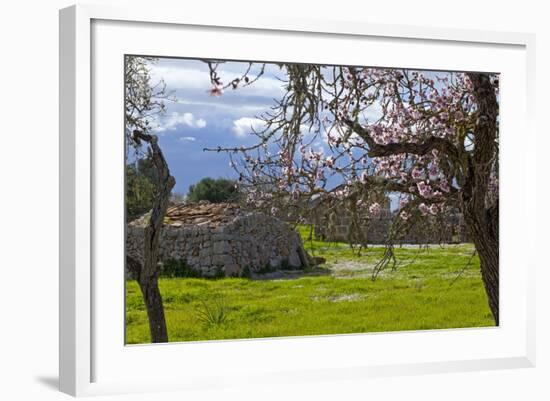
left=59, top=4, right=536, bottom=397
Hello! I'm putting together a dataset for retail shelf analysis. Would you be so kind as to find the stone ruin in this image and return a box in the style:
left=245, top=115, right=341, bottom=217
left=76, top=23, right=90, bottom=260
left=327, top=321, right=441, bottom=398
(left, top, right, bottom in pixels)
left=311, top=194, right=468, bottom=244
left=126, top=201, right=310, bottom=277
left=314, top=205, right=468, bottom=244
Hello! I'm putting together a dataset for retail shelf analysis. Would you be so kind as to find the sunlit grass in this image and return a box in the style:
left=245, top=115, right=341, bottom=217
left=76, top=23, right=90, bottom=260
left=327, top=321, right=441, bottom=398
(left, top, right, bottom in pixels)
left=125, top=226, right=494, bottom=344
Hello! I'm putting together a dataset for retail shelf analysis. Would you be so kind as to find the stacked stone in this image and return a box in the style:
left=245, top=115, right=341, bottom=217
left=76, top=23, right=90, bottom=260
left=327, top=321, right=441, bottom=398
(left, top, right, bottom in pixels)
left=126, top=202, right=307, bottom=277
left=313, top=210, right=467, bottom=244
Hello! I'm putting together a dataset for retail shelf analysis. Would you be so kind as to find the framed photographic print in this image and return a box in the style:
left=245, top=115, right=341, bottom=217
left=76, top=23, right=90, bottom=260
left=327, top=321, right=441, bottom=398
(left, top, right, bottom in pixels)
left=59, top=4, right=536, bottom=396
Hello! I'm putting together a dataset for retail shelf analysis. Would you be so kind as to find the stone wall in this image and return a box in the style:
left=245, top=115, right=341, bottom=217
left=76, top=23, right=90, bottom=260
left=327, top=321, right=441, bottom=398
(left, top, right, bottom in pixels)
left=314, top=211, right=468, bottom=244
left=127, top=210, right=308, bottom=278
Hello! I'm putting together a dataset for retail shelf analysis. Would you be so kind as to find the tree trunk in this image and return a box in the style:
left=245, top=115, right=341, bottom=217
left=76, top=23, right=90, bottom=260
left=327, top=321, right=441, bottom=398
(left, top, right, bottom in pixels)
left=131, top=130, right=175, bottom=343
left=138, top=276, right=168, bottom=342
left=463, top=73, right=499, bottom=325
left=464, top=203, right=499, bottom=325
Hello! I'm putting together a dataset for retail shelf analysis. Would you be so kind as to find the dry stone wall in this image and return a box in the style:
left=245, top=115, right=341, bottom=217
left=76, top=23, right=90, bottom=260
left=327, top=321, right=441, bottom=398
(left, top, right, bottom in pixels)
left=314, top=211, right=468, bottom=244
left=127, top=206, right=307, bottom=278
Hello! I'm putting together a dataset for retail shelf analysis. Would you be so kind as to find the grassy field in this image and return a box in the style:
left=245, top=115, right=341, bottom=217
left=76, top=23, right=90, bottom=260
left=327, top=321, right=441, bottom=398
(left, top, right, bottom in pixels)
left=125, top=227, right=494, bottom=344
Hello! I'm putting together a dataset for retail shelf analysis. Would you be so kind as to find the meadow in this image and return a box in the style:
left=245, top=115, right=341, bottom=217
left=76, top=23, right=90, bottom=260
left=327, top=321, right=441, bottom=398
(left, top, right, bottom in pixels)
left=125, top=227, right=494, bottom=344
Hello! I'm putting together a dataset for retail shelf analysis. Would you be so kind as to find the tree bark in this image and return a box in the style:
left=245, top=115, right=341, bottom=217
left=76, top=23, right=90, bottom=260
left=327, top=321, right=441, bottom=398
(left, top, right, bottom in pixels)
left=138, top=275, right=168, bottom=342
left=130, top=130, right=175, bottom=343
left=464, top=204, right=499, bottom=325
left=462, top=73, right=499, bottom=325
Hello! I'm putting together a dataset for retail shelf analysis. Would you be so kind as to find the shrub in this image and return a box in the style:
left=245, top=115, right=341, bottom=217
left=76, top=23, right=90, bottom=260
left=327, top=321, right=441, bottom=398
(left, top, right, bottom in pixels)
left=213, top=266, right=226, bottom=279
left=254, top=263, right=277, bottom=275
left=240, top=265, right=252, bottom=278
left=194, top=294, right=229, bottom=326
left=126, top=162, right=155, bottom=221
left=161, top=259, right=202, bottom=278
left=187, top=177, right=240, bottom=203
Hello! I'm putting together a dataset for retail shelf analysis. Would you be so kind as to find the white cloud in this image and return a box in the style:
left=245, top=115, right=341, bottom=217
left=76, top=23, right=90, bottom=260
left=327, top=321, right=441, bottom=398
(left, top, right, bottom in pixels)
left=150, top=63, right=285, bottom=100
left=154, top=112, right=207, bottom=133
left=361, top=101, right=383, bottom=123
left=176, top=98, right=269, bottom=113
left=150, top=66, right=210, bottom=91
left=179, top=136, right=197, bottom=142
left=194, top=118, right=207, bottom=128
left=231, top=117, right=265, bottom=138
left=218, top=69, right=285, bottom=98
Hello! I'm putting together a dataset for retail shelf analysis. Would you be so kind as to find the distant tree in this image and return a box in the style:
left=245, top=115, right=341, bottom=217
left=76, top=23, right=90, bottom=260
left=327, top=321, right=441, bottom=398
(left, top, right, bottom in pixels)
left=133, top=155, right=159, bottom=183
left=126, top=158, right=156, bottom=221
left=187, top=177, right=239, bottom=203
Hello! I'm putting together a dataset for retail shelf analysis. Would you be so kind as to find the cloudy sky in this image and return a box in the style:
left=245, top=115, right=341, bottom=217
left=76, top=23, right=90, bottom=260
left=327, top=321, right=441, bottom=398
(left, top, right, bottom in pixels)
left=131, top=58, right=458, bottom=204
left=139, top=57, right=292, bottom=195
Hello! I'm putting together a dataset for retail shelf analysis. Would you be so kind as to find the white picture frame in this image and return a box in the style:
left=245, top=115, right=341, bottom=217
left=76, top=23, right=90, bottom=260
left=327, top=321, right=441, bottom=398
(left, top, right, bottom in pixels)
left=59, top=4, right=536, bottom=397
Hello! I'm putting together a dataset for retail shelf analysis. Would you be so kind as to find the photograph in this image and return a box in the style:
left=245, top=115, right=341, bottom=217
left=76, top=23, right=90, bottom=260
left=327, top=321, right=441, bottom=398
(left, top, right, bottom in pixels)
left=124, top=55, right=499, bottom=344
left=1, top=0, right=546, bottom=399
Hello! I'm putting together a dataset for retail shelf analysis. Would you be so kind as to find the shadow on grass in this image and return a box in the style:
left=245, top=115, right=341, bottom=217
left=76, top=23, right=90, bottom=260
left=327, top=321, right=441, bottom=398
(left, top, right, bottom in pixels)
left=250, top=266, right=331, bottom=280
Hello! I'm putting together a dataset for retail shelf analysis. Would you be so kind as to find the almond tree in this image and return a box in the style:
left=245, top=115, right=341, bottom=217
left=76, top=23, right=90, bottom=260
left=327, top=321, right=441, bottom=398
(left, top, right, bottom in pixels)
left=125, top=56, right=175, bottom=342
left=206, top=63, right=500, bottom=324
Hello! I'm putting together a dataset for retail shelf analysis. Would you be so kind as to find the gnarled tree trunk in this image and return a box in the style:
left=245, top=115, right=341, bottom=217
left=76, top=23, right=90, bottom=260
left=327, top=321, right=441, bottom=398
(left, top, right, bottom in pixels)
left=129, top=130, right=175, bottom=343
left=463, top=203, right=499, bottom=325
left=462, top=73, right=499, bottom=325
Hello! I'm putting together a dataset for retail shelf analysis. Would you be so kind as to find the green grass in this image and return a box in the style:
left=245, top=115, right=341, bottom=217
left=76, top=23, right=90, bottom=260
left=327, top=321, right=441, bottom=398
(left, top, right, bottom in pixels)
left=125, top=227, right=494, bottom=344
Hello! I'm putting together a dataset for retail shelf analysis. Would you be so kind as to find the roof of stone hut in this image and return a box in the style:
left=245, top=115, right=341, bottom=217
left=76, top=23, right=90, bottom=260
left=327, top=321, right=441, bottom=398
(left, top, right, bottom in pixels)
left=165, top=201, right=242, bottom=227
left=129, top=201, right=243, bottom=228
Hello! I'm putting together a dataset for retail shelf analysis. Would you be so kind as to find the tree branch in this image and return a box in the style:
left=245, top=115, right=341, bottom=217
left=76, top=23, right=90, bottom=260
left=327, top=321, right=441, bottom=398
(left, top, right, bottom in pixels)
left=343, top=119, right=459, bottom=160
